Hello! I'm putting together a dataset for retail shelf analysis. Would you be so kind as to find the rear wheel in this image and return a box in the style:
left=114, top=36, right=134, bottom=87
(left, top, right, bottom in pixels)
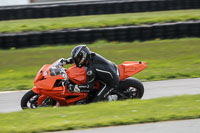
left=117, top=77, right=144, bottom=99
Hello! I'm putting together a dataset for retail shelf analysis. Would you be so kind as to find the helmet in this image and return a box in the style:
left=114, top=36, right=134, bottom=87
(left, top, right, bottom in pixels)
left=71, top=45, right=90, bottom=68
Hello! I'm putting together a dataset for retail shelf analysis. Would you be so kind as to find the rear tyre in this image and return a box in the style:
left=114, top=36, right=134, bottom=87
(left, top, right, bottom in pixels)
left=117, top=77, right=144, bottom=99
left=21, top=90, right=39, bottom=109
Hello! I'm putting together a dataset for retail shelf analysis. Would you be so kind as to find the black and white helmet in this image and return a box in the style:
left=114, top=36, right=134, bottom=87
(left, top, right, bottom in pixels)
left=71, top=45, right=90, bottom=68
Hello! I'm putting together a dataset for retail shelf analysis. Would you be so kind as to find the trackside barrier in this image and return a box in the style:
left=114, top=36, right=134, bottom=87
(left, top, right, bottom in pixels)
left=0, top=21, right=199, bottom=49
left=0, top=0, right=199, bottom=20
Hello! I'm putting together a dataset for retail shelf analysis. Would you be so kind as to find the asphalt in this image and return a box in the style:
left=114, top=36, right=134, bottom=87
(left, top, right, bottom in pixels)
left=0, top=78, right=200, bottom=113
left=0, top=91, right=26, bottom=113
left=48, top=119, right=200, bottom=133
left=142, top=78, right=200, bottom=99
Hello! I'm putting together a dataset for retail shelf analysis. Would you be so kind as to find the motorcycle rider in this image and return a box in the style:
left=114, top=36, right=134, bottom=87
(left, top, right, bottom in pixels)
left=59, top=45, right=120, bottom=102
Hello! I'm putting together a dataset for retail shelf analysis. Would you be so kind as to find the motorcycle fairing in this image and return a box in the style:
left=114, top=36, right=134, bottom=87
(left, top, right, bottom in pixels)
left=34, top=75, right=65, bottom=90
left=118, top=61, right=147, bottom=80
left=67, top=65, right=86, bottom=85
left=34, top=64, right=50, bottom=83
left=33, top=86, right=88, bottom=106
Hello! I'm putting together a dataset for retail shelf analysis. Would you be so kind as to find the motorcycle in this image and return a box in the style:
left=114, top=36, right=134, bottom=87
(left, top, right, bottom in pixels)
left=21, top=59, right=147, bottom=109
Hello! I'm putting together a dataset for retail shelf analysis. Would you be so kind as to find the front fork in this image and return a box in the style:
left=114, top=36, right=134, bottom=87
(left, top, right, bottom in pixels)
left=32, top=86, right=48, bottom=106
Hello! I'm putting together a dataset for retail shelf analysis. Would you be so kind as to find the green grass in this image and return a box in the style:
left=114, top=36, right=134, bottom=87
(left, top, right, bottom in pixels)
left=0, top=38, right=200, bottom=91
left=0, top=94, right=200, bottom=133
left=0, top=9, right=199, bottom=33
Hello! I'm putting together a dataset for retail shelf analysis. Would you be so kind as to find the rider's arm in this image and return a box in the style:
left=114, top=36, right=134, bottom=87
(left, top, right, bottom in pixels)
left=85, top=67, right=96, bottom=89
left=67, top=66, right=96, bottom=93
left=75, top=68, right=96, bottom=92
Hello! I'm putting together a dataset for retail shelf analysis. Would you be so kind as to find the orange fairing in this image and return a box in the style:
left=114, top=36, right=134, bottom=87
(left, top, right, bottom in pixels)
left=34, top=75, right=64, bottom=90
left=67, top=65, right=86, bottom=85
left=34, top=64, right=50, bottom=83
left=32, top=86, right=41, bottom=94
left=34, top=64, right=65, bottom=90
left=118, top=61, right=147, bottom=80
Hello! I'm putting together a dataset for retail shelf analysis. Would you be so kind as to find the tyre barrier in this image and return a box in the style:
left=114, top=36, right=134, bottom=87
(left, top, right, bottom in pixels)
left=0, top=21, right=199, bottom=49
left=0, top=0, right=199, bottom=20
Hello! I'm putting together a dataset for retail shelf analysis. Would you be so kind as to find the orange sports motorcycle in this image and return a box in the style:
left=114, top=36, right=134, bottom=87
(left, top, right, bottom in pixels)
left=21, top=60, right=147, bottom=109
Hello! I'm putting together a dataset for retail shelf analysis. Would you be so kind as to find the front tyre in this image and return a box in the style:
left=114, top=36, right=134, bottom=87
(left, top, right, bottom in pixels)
left=21, top=90, right=57, bottom=110
left=21, top=90, right=39, bottom=109
left=118, top=77, right=144, bottom=99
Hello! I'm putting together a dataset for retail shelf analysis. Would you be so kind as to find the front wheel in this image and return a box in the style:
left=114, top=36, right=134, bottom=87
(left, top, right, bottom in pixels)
left=21, top=90, right=56, bottom=110
left=21, top=90, right=40, bottom=109
left=117, top=77, right=144, bottom=99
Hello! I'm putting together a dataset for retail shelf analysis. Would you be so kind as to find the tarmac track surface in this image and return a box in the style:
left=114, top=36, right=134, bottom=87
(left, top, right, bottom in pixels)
left=0, top=78, right=200, bottom=113
left=48, top=118, right=200, bottom=133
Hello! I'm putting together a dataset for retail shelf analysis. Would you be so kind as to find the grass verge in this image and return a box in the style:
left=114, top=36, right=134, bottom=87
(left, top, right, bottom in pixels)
left=0, top=9, right=199, bottom=33
left=0, top=38, right=200, bottom=91
left=0, top=94, right=200, bottom=133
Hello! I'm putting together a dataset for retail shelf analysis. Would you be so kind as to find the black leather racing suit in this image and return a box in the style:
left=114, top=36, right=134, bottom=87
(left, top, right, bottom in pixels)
left=67, top=52, right=120, bottom=102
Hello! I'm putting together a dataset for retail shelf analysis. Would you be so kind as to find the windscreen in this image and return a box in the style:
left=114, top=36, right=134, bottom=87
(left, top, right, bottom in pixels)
left=49, top=66, right=68, bottom=79
left=49, top=67, right=61, bottom=76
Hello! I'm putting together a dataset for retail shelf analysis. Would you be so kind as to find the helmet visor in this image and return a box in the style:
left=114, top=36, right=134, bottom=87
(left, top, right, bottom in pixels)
left=73, top=53, right=84, bottom=67
left=74, top=56, right=80, bottom=64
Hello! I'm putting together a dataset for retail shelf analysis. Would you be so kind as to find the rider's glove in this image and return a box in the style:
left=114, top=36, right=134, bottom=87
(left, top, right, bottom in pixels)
left=58, top=58, right=66, bottom=66
left=64, top=57, right=73, bottom=64
left=58, top=58, right=73, bottom=67
left=73, top=84, right=80, bottom=93
left=68, top=84, right=80, bottom=93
